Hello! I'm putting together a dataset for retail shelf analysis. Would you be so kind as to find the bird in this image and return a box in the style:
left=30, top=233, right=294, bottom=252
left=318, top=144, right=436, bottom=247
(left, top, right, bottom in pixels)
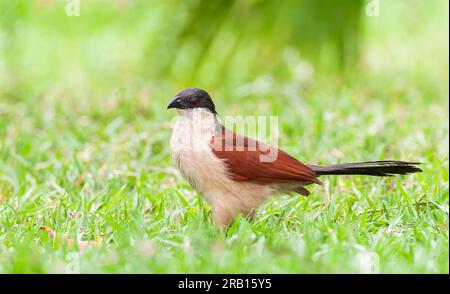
left=167, top=88, right=422, bottom=227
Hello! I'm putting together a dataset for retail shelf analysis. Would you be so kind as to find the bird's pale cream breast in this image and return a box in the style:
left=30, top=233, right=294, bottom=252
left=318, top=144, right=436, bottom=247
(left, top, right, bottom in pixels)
left=169, top=107, right=275, bottom=226
left=170, top=108, right=227, bottom=193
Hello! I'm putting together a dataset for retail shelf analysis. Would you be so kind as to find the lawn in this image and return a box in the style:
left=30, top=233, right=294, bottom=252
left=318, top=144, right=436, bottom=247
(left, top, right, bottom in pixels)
left=0, top=1, right=448, bottom=273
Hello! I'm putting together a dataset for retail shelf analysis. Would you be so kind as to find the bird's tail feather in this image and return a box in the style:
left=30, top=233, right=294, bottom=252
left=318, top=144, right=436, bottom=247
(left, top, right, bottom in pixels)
left=309, top=160, right=422, bottom=177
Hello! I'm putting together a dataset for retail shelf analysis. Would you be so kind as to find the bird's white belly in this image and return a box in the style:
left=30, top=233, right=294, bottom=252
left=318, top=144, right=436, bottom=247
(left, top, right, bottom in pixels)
left=170, top=109, right=231, bottom=195
left=169, top=108, right=274, bottom=224
left=172, top=148, right=226, bottom=194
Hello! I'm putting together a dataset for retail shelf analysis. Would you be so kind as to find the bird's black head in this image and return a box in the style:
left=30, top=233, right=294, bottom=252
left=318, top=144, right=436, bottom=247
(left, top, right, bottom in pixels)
left=167, top=88, right=217, bottom=115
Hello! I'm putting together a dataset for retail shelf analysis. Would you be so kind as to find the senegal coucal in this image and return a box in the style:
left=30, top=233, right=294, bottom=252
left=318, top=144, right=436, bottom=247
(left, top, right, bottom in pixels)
left=168, top=88, right=422, bottom=227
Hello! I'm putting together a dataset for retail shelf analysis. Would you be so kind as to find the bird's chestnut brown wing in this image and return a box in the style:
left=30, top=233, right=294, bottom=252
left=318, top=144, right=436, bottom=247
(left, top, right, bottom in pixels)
left=210, top=127, right=321, bottom=185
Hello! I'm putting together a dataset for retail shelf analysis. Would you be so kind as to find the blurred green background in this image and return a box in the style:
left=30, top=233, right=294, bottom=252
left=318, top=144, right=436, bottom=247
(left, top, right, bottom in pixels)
left=0, top=0, right=448, bottom=273
left=1, top=0, right=447, bottom=107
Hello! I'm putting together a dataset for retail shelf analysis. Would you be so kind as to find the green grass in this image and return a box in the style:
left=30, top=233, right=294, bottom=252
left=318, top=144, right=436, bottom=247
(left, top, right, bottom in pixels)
left=0, top=1, right=448, bottom=273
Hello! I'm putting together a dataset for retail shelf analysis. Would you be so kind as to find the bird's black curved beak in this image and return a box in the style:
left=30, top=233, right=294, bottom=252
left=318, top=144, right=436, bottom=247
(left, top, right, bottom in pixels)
left=167, top=96, right=184, bottom=109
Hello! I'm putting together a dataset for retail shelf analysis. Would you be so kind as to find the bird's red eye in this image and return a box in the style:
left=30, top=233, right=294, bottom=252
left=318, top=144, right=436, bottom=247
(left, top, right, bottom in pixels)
left=190, top=98, right=199, bottom=106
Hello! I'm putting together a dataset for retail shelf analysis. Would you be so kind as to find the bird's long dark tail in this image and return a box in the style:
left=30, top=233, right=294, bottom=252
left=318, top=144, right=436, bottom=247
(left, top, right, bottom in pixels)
left=309, top=160, right=422, bottom=177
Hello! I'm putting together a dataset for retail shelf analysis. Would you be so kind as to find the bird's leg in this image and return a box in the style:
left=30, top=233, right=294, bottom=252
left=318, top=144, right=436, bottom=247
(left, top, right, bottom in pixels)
left=207, top=191, right=263, bottom=228
left=241, top=207, right=257, bottom=221
left=211, top=199, right=239, bottom=228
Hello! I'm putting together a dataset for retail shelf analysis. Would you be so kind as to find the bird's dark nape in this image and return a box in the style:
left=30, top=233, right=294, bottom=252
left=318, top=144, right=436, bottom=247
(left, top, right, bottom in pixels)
left=309, top=160, right=423, bottom=177
left=169, top=88, right=217, bottom=114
